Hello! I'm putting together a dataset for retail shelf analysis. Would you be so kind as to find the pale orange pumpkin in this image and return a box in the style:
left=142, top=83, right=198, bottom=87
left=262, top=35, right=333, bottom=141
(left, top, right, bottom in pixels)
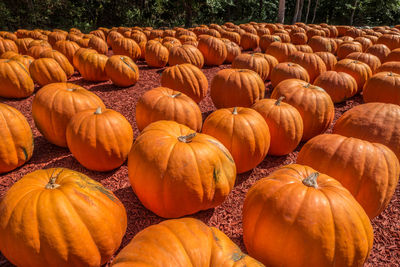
left=0, top=59, right=34, bottom=98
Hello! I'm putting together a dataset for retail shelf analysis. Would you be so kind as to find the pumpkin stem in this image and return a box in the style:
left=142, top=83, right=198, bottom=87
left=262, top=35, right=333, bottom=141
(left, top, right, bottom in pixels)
left=389, top=72, right=393, bottom=76
left=302, top=172, right=319, bottom=188
left=66, top=88, right=76, bottom=92
left=304, top=83, right=311, bottom=88
left=178, top=132, right=196, bottom=143
left=275, top=96, right=285, bottom=106
left=94, top=107, right=102, bottom=114
left=171, top=92, right=182, bottom=98
left=232, top=107, right=238, bottom=114
left=45, top=169, right=61, bottom=189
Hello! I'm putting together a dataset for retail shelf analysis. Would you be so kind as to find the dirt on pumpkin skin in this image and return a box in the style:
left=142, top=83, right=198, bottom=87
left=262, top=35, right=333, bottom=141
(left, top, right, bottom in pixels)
left=0, top=61, right=398, bottom=266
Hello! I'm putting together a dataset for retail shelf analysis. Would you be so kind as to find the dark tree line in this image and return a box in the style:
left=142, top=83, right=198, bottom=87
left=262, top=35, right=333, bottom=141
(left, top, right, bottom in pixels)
left=0, top=0, right=399, bottom=32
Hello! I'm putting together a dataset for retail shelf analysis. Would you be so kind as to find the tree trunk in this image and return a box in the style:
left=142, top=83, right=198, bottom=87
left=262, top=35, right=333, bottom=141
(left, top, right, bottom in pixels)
left=311, top=0, right=319, bottom=24
left=350, top=0, right=359, bottom=25
left=305, top=0, right=311, bottom=23
left=278, top=0, right=285, bottom=23
left=259, top=0, right=263, bottom=19
left=298, top=0, right=305, bottom=22
left=292, top=0, right=301, bottom=24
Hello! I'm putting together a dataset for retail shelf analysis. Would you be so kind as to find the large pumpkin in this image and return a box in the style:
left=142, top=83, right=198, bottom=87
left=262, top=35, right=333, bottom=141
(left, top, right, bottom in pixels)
left=53, top=40, right=80, bottom=64
left=365, top=44, right=390, bottom=62
left=210, top=68, right=265, bottom=108
left=243, top=164, right=373, bottom=267
left=128, top=120, right=236, bottom=218
left=259, top=35, right=281, bottom=52
left=265, top=42, right=297, bottom=62
left=252, top=97, right=303, bottom=155
left=333, top=59, right=372, bottom=91
left=10, top=54, right=34, bottom=70
left=252, top=53, right=278, bottom=80
left=0, top=59, right=34, bottom=98
left=315, top=51, right=337, bottom=71
left=168, top=44, right=204, bottom=68
left=145, top=40, right=169, bottom=68
left=0, top=103, right=33, bottom=174
left=202, top=107, right=270, bottom=173
left=221, top=39, right=241, bottom=63
left=160, top=63, right=208, bottom=103
left=271, top=79, right=334, bottom=141
left=289, top=51, right=327, bottom=82
left=77, top=51, right=108, bottom=82
left=232, top=53, right=269, bottom=81
left=346, top=52, right=381, bottom=73
left=270, top=62, right=310, bottom=87
left=111, top=37, right=141, bottom=62
left=66, top=107, right=133, bottom=171
left=197, top=36, right=227, bottom=66
left=297, top=133, right=399, bottom=218
left=88, top=35, right=108, bottom=54
left=376, top=61, right=400, bottom=74
left=112, top=218, right=262, bottom=267
left=29, top=58, right=67, bottom=86
left=240, top=32, right=260, bottom=51
left=363, top=71, right=400, bottom=104
left=32, top=83, right=105, bottom=147
left=314, top=71, right=358, bottom=103
left=0, top=168, right=127, bottom=267
left=105, top=55, right=139, bottom=87
left=136, top=87, right=202, bottom=132
left=39, top=49, right=75, bottom=77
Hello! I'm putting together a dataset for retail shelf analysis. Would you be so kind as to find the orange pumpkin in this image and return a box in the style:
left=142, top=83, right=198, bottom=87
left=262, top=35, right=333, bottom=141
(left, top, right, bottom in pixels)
left=160, top=63, right=208, bottom=103
left=48, top=31, right=67, bottom=46
left=315, top=51, right=337, bottom=70
left=289, top=51, right=327, bottom=82
left=0, top=59, right=34, bottom=98
left=333, top=102, right=400, bottom=160
left=112, top=218, right=262, bottom=266
left=252, top=53, right=278, bottom=80
left=210, top=68, right=265, bottom=108
left=308, top=36, right=336, bottom=53
left=128, top=120, right=236, bottom=218
left=365, top=44, right=390, bottom=62
left=10, top=54, right=34, bottom=70
left=270, top=62, right=310, bottom=87
left=259, top=35, right=281, bottom=52
left=297, top=134, right=400, bottom=218
left=111, top=37, right=141, bottom=62
left=105, top=55, right=139, bottom=87
left=32, top=83, right=105, bottom=147
left=376, top=61, right=400, bottom=74
left=252, top=97, right=303, bottom=155
left=314, top=71, right=358, bottom=103
left=377, top=34, right=400, bottom=50
left=72, top=47, right=97, bottom=69
left=363, top=72, right=400, bottom=104
left=271, top=79, right=334, bottom=141
left=0, top=168, right=127, bottom=267
left=0, top=51, right=18, bottom=59
left=77, top=51, right=108, bottom=82
left=66, top=107, right=133, bottom=171
left=265, top=42, right=297, bottom=62
left=136, top=87, right=202, bottom=132
left=88, top=35, right=108, bottom=54
left=107, top=31, right=124, bottom=47
left=202, top=107, right=270, bottom=173
left=232, top=53, right=269, bottom=81
left=221, top=39, right=241, bottom=63
left=333, top=59, right=372, bottom=91
left=243, top=164, right=373, bottom=267
left=197, top=36, right=227, bottom=66
left=29, top=58, right=67, bottom=86
left=145, top=41, right=169, bottom=68
left=27, top=45, right=51, bottom=59
left=346, top=52, right=381, bottom=73
left=14, top=38, right=33, bottom=54
left=53, top=40, right=80, bottom=64
left=290, top=32, right=308, bottom=45
left=240, top=32, right=259, bottom=51
left=168, top=45, right=204, bottom=68
left=39, top=49, right=75, bottom=77
left=0, top=39, right=18, bottom=56
left=337, top=41, right=363, bottom=59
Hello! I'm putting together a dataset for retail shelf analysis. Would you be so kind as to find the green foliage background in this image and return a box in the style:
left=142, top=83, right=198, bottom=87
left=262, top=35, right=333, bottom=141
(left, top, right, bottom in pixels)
left=0, top=0, right=399, bottom=31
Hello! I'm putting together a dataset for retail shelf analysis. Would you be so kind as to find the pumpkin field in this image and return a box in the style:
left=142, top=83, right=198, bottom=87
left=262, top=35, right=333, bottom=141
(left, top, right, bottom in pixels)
left=0, top=21, right=400, bottom=267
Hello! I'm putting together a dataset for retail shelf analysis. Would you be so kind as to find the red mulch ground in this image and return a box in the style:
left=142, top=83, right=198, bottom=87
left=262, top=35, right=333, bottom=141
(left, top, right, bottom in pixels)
left=0, top=60, right=399, bottom=266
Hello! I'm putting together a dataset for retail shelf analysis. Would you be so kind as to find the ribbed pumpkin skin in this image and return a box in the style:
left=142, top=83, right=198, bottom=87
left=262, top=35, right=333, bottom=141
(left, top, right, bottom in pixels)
left=0, top=59, right=34, bottom=98
left=314, top=71, right=358, bottom=103
left=88, top=36, right=108, bottom=54
left=232, top=53, right=269, bottom=80
left=29, top=58, right=68, bottom=86
left=308, top=36, right=335, bottom=53
left=136, top=87, right=202, bottom=132
left=168, top=44, right=204, bottom=68
left=0, top=168, right=127, bottom=267
left=376, top=61, right=400, bottom=74
left=78, top=51, right=108, bottom=82
left=363, top=72, right=400, bottom=104
left=271, top=79, right=334, bottom=141
left=15, top=38, right=33, bottom=55
left=32, top=83, right=105, bottom=147
left=385, top=48, right=400, bottom=62
left=297, top=134, right=400, bottom=218
left=73, top=48, right=97, bottom=69
left=333, top=102, right=400, bottom=160
left=337, top=42, right=362, bottom=59
left=111, top=37, right=141, bottom=62
left=240, top=32, right=259, bottom=51
left=253, top=53, right=278, bottom=80
left=377, top=34, right=400, bottom=50
left=160, top=63, right=208, bottom=103
left=53, top=40, right=80, bottom=64
left=0, top=51, right=18, bottom=59
left=197, top=36, right=227, bottom=66
left=66, top=108, right=133, bottom=171
left=259, top=35, right=281, bottom=52
left=10, top=54, right=34, bottom=70
left=0, top=103, right=33, bottom=173
left=105, top=55, right=139, bottom=87
left=252, top=98, right=303, bottom=155
left=145, top=41, right=169, bottom=68
left=128, top=120, right=236, bottom=218
left=265, top=42, right=297, bottom=62
left=346, top=52, right=381, bottom=73
left=315, top=51, right=337, bottom=70
left=210, top=69, right=265, bottom=108
left=202, top=107, right=270, bottom=173
left=365, top=44, right=390, bottom=63
left=221, top=39, right=241, bottom=63
left=112, top=218, right=263, bottom=267
left=289, top=51, right=327, bottom=82
left=40, top=49, right=75, bottom=77
left=333, top=59, right=372, bottom=91
left=27, top=45, right=51, bottom=59
left=0, top=39, right=18, bottom=56
left=270, top=62, right=310, bottom=88
left=243, top=164, right=373, bottom=267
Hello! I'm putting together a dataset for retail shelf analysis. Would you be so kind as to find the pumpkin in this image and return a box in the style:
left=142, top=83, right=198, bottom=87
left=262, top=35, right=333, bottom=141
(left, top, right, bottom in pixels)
left=0, top=39, right=18, bottom=56
left=29, top=58, right=67, bottom=86
left=333, top=59, right=372, bottom=91
left=10, top=54, right=34, bottom=70
left=274, top=32, right=290, bottom=43
left=0, top=59, right=34, bottom=98
left=270, top=62, right=310, bottom=88
left=32, top=83, right=105, bottom=147
left=88, top=36, right=108, bottom=54
left=240, top=32, right=259, bottom=51
left=0, top=168, right=127, bottom=267
left=107, top=31, right=124, bottom=47
left=376, top=61, right=400, bottom=74
left=333, top=102, right=400, bottom=160
left=294, top=44, right=313, bottom=53
left=136, top=87, right=202, bottom=132
left=47, top=31, right=67, bottom=46
left=112, top=218, right=262, bottom=267
left=259, top=35, right=281, bottom=52
left=252, top=97, right=303, bottom=155
left=363, top=72, right=400, bottom=104
left=297, top=134, right=399, bottom=218
left=39, top=49, right=75, bottom=77
left=27, top=45, right=51, bottom=59
left=14, top=38, right=33, bottom=54
left=168, top=45, right=204, bottom=68
left=0, top=103, right=33, bottom=173
left=308, top=36, right=336, bottom=53
left=365, top=44, right=390, bottom=62
left=221, top=30, right=241, bottom=44
left=377, top=34, right=400, bottom=50
left=197, top=36, right=227, bottom=66
left=252, top=53, right=278, bottom=80
left=53, top=40, right=80, bottom=64
left=289, top=51, right=327, bottom=82
left=111, top=37, right=141, bottom=62
left=232, top=53, right=269, bottom=81
left=315, top=51, right=337, bottom=70
left=72, top=48, right=97, bottom=69
left=105, top=55, right=139, bottom=87
left=145, top=41, right=169, bottom=68
left=337, top=42, right=363, bottom=59
left=346, top=52, right=381, bottom=73
left=128, top=120, right=236, bottom=218
left=66, top=107, right=133, bottom=171
left=202, top=107, right=270, bottom=173
left=265, top=42, right=297, bottom=62
left=314, top=71, right=358, bottom=103
left=0, top=51, right=18, bottom=59
left=243, top=164, right=373, bottom=267
left=271, top=79, right=334, bottom=141
left=77, top=51, right=108, bottom=82
left=385, top=48, right=400, bottom=62
left=221, top=39, right=241, bottom=63
left=290, top=32, right=308, bottom=45
left=211, top=68, right=265, bottom=108
left=160, top=63, right=208, bottom=103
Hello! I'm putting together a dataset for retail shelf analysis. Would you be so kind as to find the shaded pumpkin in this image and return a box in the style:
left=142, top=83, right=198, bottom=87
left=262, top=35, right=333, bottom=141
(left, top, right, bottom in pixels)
left=72, top=48, right=97, bottom=69
left=145, top=41, right=169, bottom=68
left=376, top=61, right=400, bottom=74
left=252, top=53, right=278, bottom=80
left=0, top=51, right=18, bottom=59
left=197, top=36, right=227, bottom=66
left=270, top=62, right=310, bottom=88
left=363, top=72, right=400, bottom=104
left=168, top=44, right=204, bottom=68
left=77, top=51, right=108, bottom=82
left=333, top=59, right=372, bottom=91
left=289, top=51, right=327, bottom=82
left=385, top=48, right=400, bottom=62
left=111, top=37, right=141, bottom=62
left=0, top=59, right=34, bottom=98
left=27, top=45, right=51, bottom=59
left=377, top=34, right=400, bottom=50
left=53, top=40, right=80, bottom=64
left=337, top=42, right=363, bottom=59
left=88, top=36, right=108, bottom=54
left=365, top=44, right=390, bottom=62
left=105, top=55, right=139, bottom=87
left=240, top=32, right=259, bottom=51
left=346, top=52, right=381, bottom=73
left=314, top=71, right=358, bottom=103
left=265, top=42, right=297, bottom=62
left=220, top=39, right=241, bottom=63
left=39, top=49, right=74, bottom=77
left=259, top=35, right=281, bottom=52
left=315, top=51, right=337, bottom=70
left=14, top=38, right=33, bottom=54
left=29, top=58, right=67, bottom=86
left=0, top=39, right=18, bottom=56
left=232, top=53, right=269, bottom=81
left=294, top=44, right=313, bottom=53
left=10, top=54, right=34, bottom=70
